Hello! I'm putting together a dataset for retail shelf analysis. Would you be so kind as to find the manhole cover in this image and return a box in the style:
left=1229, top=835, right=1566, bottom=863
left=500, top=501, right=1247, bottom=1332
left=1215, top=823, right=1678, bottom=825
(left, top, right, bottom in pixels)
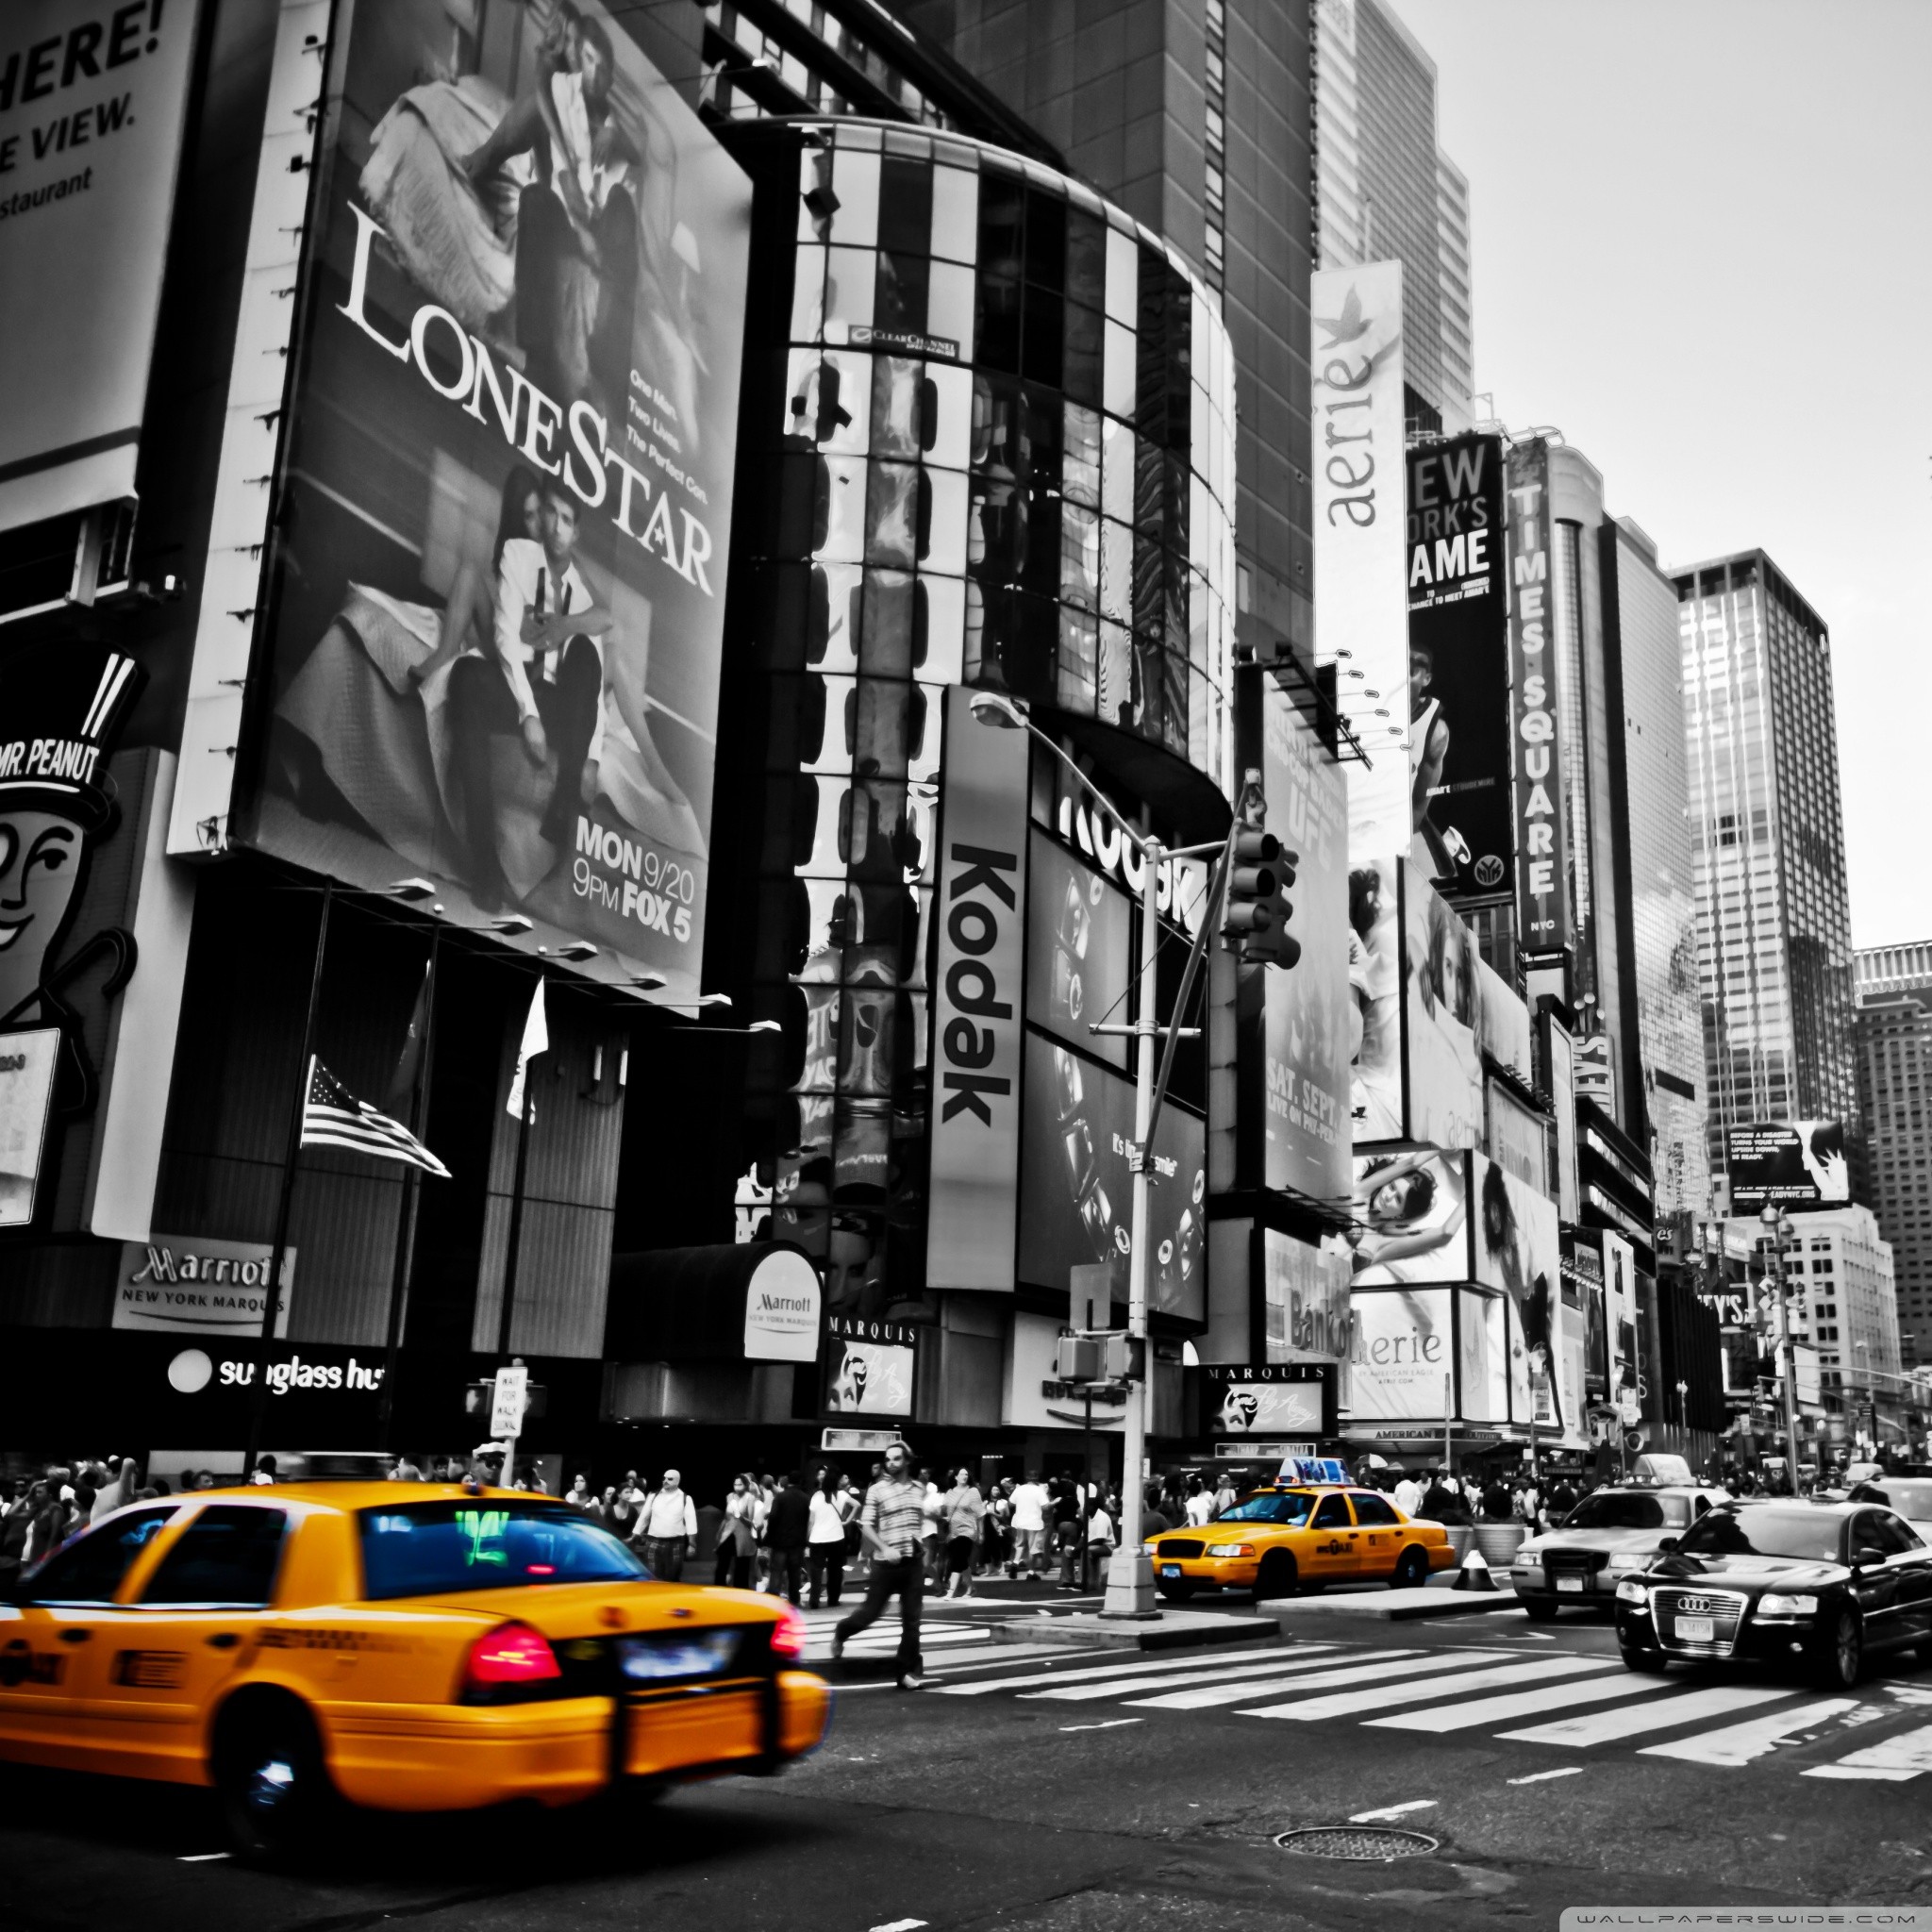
left=1274, top=1826, right=1440, bottom=1862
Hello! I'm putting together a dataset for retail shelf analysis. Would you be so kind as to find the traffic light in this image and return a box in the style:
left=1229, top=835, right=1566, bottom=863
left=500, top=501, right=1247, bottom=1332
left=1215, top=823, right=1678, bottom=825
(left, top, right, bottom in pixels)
left=1221, top=825, right=1300, bottom=969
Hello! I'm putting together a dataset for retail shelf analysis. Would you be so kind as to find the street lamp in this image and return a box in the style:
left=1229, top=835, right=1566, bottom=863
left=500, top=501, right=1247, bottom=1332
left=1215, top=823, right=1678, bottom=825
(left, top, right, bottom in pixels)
left=1760, top=1204, right=1801, bottom=1493
left=971, top=690, right=1230, bottom=1619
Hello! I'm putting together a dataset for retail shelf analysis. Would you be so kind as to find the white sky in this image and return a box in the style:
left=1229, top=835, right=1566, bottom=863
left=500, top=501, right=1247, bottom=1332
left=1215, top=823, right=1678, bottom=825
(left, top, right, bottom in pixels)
left=1389, top=0, right=1932, bottom=948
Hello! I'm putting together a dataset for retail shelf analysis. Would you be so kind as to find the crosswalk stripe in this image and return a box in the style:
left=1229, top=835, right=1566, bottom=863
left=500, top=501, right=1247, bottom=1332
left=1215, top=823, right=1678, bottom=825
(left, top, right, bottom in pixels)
left=1803, top=1721, right=1932, bottom=1781
left=1499, top=1683, right=1797, bottom=1746
left=1238, top=1656, right=1615, bottom=1724
left=1166, top=1648, right=1516, bottom=1715
left=1638, top=1697, right=1858, bottom=1767
left=930, top=1641, right=1358, bottom=1697
left=1367, top=1666, right=1679, bottom=1733
left=1023, top=1647, right=1409, bottom=1706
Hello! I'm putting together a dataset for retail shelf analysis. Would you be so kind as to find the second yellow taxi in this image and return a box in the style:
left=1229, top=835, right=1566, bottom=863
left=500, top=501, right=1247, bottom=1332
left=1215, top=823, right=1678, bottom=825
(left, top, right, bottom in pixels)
left=1146, top=1485, right=1457, bottom=1600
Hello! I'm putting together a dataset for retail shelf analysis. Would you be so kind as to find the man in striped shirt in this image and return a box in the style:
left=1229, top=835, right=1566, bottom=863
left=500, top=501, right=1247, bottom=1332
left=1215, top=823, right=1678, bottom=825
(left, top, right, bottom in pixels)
left=832, top=1441, right=934, bottom=1689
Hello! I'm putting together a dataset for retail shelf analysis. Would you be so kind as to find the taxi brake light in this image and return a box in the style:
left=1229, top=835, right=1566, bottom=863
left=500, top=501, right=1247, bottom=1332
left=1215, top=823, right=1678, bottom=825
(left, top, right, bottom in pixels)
left=770, top=1605, right=808, bottom=1659
left=466, top=1621, right=561, bottom=1688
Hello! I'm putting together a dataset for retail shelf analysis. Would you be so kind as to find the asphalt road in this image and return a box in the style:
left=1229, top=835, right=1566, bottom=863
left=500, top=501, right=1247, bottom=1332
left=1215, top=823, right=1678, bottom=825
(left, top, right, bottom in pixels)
left=7, top=1602, right=1932, bottom=1932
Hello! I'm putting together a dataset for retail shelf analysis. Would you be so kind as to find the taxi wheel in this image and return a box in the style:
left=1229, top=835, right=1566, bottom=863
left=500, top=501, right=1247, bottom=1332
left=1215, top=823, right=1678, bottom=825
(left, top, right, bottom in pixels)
left=213, top=1694, right=338, bottom=1864
left=1391, top=1545, right=1429, bottom=1591
left=1520, top=1595, right=1560, bottom=1623
left=1254, top=1551, right=1298, bottom=1601
left=1810, top=1607, right=1863, bottom=1690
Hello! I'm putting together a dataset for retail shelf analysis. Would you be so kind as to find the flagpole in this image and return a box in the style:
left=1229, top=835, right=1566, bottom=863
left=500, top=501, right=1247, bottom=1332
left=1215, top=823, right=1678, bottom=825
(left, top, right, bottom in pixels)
left=495, top=985, right=541, bottom=1491
left=244, top=877, right=333, bottom=1480
left=378, top=927, right=441, bottom=1453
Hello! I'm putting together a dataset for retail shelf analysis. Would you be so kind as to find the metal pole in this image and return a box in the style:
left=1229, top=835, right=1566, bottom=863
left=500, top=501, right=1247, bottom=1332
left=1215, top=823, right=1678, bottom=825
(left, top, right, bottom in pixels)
left=1102, top=832, right=1161, bottom=1619
left=1444, top=1371, right=1452, bottom=1479
left=1774, top=1224, right=1801, bottom=1495
left=244, top=878, right=333, bottom=1480
left=377, top=927, right=440, bottom=1454
left=1083, top=1386, right=1093, bottom=1593
left=496, top=1089, right=534, bottom=1492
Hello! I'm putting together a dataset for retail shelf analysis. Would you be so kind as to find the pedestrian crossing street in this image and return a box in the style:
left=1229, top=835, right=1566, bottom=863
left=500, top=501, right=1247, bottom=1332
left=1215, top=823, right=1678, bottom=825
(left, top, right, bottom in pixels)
left=919, top=1636, right=1932, bottom=1781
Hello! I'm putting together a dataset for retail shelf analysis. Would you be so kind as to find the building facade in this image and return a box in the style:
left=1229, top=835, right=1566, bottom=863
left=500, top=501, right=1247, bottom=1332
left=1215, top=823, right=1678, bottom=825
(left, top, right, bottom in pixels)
left=1675, top=552, right=1857, bottom=1204
left=1854, top=943, right=1932, bottom=1368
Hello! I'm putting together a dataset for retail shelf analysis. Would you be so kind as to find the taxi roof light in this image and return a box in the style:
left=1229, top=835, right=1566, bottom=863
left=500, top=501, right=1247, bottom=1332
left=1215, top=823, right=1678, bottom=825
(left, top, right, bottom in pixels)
left=466, top=1621, right=561, bottom=1688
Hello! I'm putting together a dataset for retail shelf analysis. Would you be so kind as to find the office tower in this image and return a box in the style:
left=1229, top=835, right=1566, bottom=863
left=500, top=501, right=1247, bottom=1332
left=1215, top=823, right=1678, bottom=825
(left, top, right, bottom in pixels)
left=1309, top=0, right=1473, bottom=432
left=1674, top=553, right=1857, bottom=1201
left=1855, top=944, right=1932, bottom=1366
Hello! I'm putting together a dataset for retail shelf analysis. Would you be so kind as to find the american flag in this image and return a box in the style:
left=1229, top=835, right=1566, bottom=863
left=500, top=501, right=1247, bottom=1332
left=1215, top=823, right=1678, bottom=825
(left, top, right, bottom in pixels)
left=300, top=1058, right=450, bottom=1177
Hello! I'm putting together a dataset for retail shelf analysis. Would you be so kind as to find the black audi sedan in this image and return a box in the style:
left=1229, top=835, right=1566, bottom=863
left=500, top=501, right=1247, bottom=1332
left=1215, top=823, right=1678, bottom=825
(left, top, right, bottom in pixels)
left=1614, top=1500, right=1932, bottom=1689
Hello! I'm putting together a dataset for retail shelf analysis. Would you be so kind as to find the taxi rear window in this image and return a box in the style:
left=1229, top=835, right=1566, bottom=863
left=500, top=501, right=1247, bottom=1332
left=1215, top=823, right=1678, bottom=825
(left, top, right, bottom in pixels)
left=358, top=1502, right=648, bottom=1600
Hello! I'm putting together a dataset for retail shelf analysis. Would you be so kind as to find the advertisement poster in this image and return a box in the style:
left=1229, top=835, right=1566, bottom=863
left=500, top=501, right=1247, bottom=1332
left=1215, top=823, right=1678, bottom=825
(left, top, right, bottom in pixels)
left=1457, top=1287, right=1507, bottom=1423
left=1208, top=1367, right=1329, bottom=1439
left=1480, top=958, right=1532, bottom=1084
left=925, top=687, right=1030, bottom=1289
left=1603, top=1229, right=1638, bottom=1417
left=824, top=1316, right=915, bottom=1417
left=1487, top=1081, right=1548, bottom=1194
left=242, top=0, right=751, bottom=1000
left=1506, top=439, right=1570, bottom=960
left=1471, top=1153, right=1563, bottom=1429
left=1403, top=856, right=1484, bottom=1149
left=1725, top=1120, right=1851, bottom=1210
left=1025, top=828, right=1129, bottom=1073
left=1348, top=853, right=1403, bottom=1140
left=1262, top=1227, right=1352, bottom=1364
left=1347, top=1149, right=1472, bottom=1285
left=1346, top=1287, right=1451, bottom=1422
left=1017, top=1032, right=1206, bottom=1320
left=0, top=0, right=201, bottom=533
left=1406, top=432, right=1510, bottom=896
left=1260, top=681, right=1352, bottom=1204
left=0, top=1027, right=60, bottom=1227
left=112, top=1235, right=296, bottom=1338
left=1309, top=261, right=1409, bottom=858
left=1547, top=1009, right=1580, bottom=1223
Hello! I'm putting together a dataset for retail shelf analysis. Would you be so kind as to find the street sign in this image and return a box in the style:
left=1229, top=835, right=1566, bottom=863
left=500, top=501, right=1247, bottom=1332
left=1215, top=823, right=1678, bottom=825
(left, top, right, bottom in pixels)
left=491, top=1365, right=528, bottom=1439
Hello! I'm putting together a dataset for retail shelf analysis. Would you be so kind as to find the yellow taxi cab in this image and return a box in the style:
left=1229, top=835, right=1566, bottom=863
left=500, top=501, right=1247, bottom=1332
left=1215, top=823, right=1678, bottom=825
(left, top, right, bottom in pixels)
left=1146, top=1485, right=1457, bottom=1602
left=0, top=1483, right=830, bottom=1857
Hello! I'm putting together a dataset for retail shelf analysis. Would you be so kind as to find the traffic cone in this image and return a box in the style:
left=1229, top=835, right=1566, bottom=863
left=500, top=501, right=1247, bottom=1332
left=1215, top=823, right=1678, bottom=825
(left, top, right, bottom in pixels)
left=1453, top=1546, right=1498, bottom=1592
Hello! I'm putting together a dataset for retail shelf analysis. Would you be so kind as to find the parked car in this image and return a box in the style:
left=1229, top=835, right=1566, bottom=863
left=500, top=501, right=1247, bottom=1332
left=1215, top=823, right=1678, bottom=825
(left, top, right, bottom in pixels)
left=1508, top=1483, right=1731, bottom=1620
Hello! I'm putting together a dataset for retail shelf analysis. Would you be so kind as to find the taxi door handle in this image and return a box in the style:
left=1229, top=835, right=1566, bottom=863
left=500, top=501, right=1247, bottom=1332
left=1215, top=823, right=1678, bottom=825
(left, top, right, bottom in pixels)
left=58, top=1629, right=92, bottom=1644
left=206, top=1633, right=241, bottom=1650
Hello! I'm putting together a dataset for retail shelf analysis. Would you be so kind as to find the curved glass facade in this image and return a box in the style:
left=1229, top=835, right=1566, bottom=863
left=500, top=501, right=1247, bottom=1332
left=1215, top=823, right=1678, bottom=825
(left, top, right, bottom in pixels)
left=721, top=120, right=1236, bottom=1325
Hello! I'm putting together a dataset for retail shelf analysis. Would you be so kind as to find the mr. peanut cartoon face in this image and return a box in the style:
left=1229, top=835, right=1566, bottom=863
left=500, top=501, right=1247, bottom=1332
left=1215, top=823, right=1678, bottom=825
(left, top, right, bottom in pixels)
left=0, top=811, right=85, bottom=1022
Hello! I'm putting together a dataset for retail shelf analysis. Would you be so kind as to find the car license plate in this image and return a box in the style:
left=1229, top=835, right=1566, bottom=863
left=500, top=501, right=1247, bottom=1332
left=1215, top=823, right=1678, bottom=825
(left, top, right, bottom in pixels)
left=1674, top=1614, right=1714, bottom=1643
left=1556, top=1575, right=1585, bottom=1593
left=1160, top=1564, right=1182, bottom=1578
left=617, top=1631, right=738, bottom=1682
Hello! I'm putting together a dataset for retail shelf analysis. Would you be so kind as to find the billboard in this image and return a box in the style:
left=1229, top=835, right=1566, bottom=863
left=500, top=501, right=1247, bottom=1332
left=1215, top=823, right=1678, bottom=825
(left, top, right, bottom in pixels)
left=1726, top=1120, right=1851, bottom=1211
left=240, top=0, right=751, bottom=999
left=1260, top=680, right=1351, bottom=1204
left=1262, top=1227, right=1352, bottom=1364
left=1310, top=261, right=1409, bottom=858
left=925, top=687, right=1030, bottom=1289
left=1406, top=433, right=1510, bottom=896
left=1207, top=1365, right=1332, bottom=1439
left=1564, top=1228, right=1607, bottom=1400
left=1545, top=1008, right=1580, bottom=1223
left=1480, top=958, right=1532, bottom=1085
left=1017, top=1032, right=1206, bottom=1321
left=1603, top=1229, right=1639, bottom=1419
left=1026, top=828, right=1130, bottom=1074
left=1347, top=1149, right=1472, bottom=1285
left=1457, top=1287, right=1508, bottom=1423
left=823, top=1315, right=916, bottom=1417
left=0, top=0, right=201, bottom=534
left=1403, top=855, right=1484, bottom=1149
left=1506, top=440, right=1571, bottom=960
left=0, top=1028, right=60, bottom=1228
left=1471, top=1153, right=1563, bottom=1433
left=1346, top=1288, right=1451, bottom=1422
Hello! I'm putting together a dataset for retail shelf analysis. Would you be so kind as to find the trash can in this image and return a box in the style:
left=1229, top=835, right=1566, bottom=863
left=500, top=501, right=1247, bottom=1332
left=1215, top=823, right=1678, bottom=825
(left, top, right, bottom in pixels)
left=1474, top=1521, right=1527, bottom=1567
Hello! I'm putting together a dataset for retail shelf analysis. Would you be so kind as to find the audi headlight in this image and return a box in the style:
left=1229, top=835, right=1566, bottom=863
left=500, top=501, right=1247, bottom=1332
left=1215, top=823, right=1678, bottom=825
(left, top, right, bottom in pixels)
left=1615, top=1579, right=1650, bottom=1606
left=1757, top=1592, right=1819, bottom=1617
left=1607, top=1552, right=1644, bottom=1573
left=1211, top=1543, right=1257, bottom=1559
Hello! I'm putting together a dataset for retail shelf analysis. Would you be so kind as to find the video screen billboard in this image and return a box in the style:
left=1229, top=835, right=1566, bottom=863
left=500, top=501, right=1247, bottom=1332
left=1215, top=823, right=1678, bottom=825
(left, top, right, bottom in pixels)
left=1347, top=1149, right=1472, bottom=1285
left=1726, top=1121, right=1851, bottom=1211
left=1017, top=1033, right=1206, bottom=1320
left=1026, top=828, right=1130, bottom=1073
left=1346, top=1287, right=1450, bottom=1422
left=241, top=0, right=750, bottom=999
left=1406, top=433, right=1510, bottom=897
left=1471, top=1153, right=1564, bottom=1434
left=1262, top=1228, right=1352, bottom=1364
left=1260, top=681, right=1352, bottom=1204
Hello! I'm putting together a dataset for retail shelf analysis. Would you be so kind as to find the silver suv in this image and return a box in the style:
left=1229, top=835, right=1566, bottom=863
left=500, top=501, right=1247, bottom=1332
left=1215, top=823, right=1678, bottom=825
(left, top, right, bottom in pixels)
left=1510, top=1484, right=1732, bottom=1620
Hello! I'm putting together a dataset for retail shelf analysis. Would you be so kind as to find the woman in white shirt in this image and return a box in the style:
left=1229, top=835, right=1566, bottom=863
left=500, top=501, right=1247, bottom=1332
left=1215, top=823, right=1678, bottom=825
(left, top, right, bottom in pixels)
left=807, top=1468, right=849, bottom=1608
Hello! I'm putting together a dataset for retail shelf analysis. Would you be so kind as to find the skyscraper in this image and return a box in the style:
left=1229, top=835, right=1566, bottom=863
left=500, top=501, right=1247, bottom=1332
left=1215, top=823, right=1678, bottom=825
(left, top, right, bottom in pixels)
left=1854, top=943, right=1932, bottom=1367
left=1309, top=0, right=1473, bottom=432
left=1674, top=552, right=1857, bottom=1204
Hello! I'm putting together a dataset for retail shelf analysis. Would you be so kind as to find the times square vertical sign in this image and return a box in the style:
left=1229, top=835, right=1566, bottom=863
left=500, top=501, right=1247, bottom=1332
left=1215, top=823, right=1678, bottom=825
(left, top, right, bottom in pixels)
left=1505, top=440, right=1571, bottom=964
